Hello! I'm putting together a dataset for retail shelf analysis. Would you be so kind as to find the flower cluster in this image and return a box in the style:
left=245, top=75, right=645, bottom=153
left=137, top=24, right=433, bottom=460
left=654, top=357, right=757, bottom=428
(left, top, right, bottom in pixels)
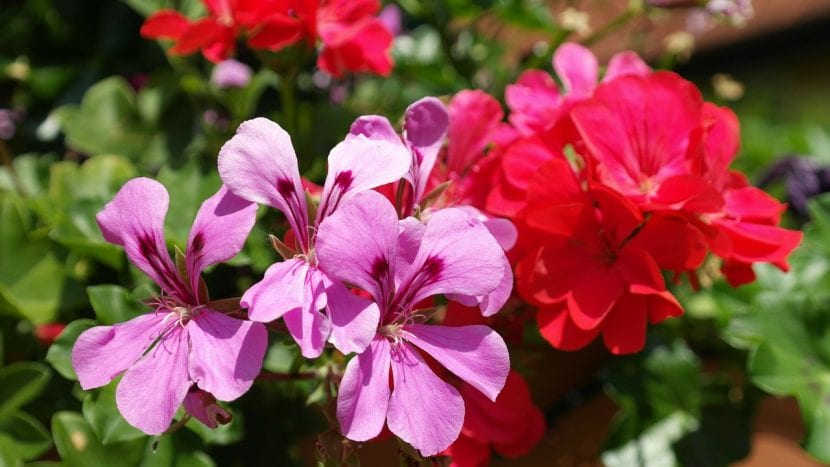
left=140, top=0, right=393, bottom=76
left=69, top=42, right=800, bottom=463
left=477, top=43, right=802, bottom=354
left=71, top=97, right=533, bottom=458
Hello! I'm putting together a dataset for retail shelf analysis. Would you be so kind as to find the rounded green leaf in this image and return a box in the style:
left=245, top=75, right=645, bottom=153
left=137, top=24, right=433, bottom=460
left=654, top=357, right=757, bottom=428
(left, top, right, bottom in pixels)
left=46, top=319, right=96, bottom=381
left=0, top=362, right=51, bottom=421
left=82, top=382, right=145, bottom=445
left=52, top=412, right=146, bottom=467
left=0, top=411, right=53, bottom=461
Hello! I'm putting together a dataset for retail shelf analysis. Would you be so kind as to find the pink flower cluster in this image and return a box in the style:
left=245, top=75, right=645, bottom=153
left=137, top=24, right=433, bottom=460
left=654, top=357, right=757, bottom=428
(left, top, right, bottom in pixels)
left=72, top=98, right=527, bottom=458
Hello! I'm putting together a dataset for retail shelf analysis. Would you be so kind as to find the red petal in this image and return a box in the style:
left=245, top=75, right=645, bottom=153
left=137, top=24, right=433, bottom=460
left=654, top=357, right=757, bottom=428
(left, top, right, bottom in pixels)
left=447, top=90, right=504, bottom=174
left=445, top=433, right=490, bottom=467
left=247, top=15, right=303, bottom=51
left=723, top=186, right=786, bottom=224
left=537, top=303, right=600, bottom=351
left=721, top=260, right=756, bottom=287
left=629, top=212, right=708, bottom=271
left=590, top=185, right=644, bottom=243
left=318, top=19, right=393, bottom=77
left=140, top=10, right=190, bottom=39
left=652, top=174, right=724, bottom=213
left=601, top=294, right=648, bottom=355
left=169, top=18, right=226, bottom=55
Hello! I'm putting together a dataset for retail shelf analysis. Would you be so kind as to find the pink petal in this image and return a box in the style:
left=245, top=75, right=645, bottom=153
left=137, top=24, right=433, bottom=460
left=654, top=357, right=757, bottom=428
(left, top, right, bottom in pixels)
left=387, top=343, right=464, bottom=457
left=337, top=336, right=391, bottom=442
left=458, top=206, right=518, bottom=251
left=72, top=313, right=166, bottom=390
left=446, top=255, right=512, bottom=317
left=505, top=70, right=561, bottom=135
left=241, top=259, right=307, bottom=322
left=96, top=178, right=190, bottom=300
left=187, top=310, right=267, bottom=401
left=404, top=97, right=449, bottom=202
left=479, top=258, right=513, bottom=317
left=116, top=327, right=190, bottom=435
left=395, top=217, right=426, bottom=285
left=553, top=42, right=599, bottom=97
left=325, top=278, right=380, bottom=354
left=404, top=324, right=509, bottom=401
left=604, top=51, right=651, bottom=82
left=397, top=208, right=506, bottom=308
left=283, top=268, right=332, bottom=359
left=447, top=90, right=503, bottom=174
left=186, top=185, right=257, bottom=295
left=284, top=308, right=330, bottom=359
left=218, top=118, right=310, bottom=250
left=348, top=115, right=401, bottom=146
left=317, top=133, right=411, bottom=221
left=316, top=191, right=399, bottom=309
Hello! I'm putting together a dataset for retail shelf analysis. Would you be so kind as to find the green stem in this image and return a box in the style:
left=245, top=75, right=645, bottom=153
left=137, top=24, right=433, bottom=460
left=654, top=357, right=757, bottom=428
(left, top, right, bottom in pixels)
left=279, top=72, right=298, bottom=138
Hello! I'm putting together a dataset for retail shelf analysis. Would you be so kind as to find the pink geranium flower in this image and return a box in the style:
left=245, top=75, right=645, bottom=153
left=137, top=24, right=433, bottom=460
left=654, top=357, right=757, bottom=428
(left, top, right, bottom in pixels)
left=315, top=191, right=510, bottom=456
left=350, top=97, right=515, bottom=317
left=71, top=178, right=267, bottom=435
left=218, top=117, right=411, bottom=357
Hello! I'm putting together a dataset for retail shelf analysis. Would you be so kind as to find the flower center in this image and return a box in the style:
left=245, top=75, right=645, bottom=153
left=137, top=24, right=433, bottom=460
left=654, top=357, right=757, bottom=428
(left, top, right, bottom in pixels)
left=379, top=323, right=406, bottom=345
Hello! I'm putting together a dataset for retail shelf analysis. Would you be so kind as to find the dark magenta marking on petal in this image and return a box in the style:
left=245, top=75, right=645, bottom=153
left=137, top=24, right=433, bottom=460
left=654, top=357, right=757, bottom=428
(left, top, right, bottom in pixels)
left=137, top=231, right=194, bottom=304
left=190, top=231, right=205, bottom=254
left=421, top=255, right=444, bottom=280
left=276, top=178, right=295, bottom=198
left=334, top=170, right=354, bottom=191
left=371, top=257, right=389, bottom=280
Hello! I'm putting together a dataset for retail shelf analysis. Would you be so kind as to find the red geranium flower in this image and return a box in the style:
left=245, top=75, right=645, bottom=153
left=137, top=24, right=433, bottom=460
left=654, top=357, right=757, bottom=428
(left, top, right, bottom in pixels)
left=571, top=73, right=802, bottom=285
left=516, top=158, right=683, bottom=354
left=141, top=0, right=394, bottom=76
left=141, top=0, right=299, bottom=62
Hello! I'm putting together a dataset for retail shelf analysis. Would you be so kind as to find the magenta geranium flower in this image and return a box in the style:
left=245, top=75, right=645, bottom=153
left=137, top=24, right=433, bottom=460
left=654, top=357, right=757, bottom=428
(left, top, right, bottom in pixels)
left=218, top=117, right=411, bottom=357
left=71, top=178, right=267, bottom=435
left=315, top=191, right=510, bottom=456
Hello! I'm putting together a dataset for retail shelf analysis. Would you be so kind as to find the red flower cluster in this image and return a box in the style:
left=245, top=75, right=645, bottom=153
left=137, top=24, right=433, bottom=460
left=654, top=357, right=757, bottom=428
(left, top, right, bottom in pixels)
left=140, top=0, right=393, bottom=77
left=457, top=43, right=801, bottom=355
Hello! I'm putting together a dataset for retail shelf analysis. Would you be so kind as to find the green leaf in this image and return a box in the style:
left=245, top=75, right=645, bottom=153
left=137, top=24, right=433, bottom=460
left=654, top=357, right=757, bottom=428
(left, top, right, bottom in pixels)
left=87, top=285, right=148, bottom=325
left=0, top=194, right=67, bottom=323
left=46, top=319, right=96, bottom=381
left=602, top=341, right=703, bottom=466
left=82, top=381, right=145, bottom=445
left=56, top=77, right=155, bottom=162
left=0, top=362, right=51, bottom=421
left=720, top=195, right=830, bottom=462
left=0, top=411, right=53, bottom=461
left=0, top=153, right=55, bottom=197
left=52, top=412, right=146, bottom=467
left=45, top=155, right=137, bottom=267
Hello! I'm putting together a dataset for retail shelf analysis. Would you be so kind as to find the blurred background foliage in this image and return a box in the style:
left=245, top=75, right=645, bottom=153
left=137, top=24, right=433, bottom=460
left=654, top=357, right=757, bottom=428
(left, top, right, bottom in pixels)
left=2, top=0, right=830, bottom=465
